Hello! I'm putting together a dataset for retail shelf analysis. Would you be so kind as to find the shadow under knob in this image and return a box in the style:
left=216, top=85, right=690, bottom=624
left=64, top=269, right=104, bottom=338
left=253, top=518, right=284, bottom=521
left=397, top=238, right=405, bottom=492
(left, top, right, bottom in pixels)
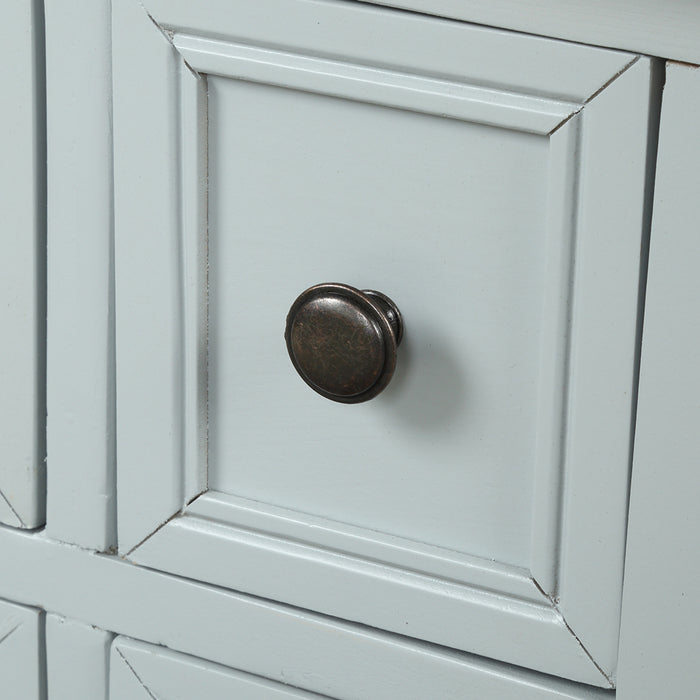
left=285, top=283, right=403, bottom=403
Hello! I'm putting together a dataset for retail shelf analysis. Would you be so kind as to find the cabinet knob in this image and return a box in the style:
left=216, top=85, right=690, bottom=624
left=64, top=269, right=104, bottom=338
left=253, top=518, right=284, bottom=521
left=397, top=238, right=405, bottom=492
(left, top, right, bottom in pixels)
left=285, top=283, right=403, bottom=403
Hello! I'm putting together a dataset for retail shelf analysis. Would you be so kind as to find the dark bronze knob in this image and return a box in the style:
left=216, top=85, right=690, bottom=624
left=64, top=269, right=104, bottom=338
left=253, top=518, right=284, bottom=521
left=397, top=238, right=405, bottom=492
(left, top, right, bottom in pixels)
left=285, top=283, right=403, bottom=403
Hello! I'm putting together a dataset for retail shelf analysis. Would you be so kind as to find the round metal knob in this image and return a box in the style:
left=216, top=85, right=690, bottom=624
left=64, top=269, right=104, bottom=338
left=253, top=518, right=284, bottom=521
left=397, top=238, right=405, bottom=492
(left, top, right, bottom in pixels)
left=285, top=283, right=403, bottom=403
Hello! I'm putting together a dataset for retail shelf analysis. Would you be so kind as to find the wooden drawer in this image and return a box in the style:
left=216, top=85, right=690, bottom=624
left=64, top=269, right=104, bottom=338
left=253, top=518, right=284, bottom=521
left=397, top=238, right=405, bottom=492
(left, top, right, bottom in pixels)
left=105, top=632, right=609, bottom=700
left=111, top=0, right=658, bottom=687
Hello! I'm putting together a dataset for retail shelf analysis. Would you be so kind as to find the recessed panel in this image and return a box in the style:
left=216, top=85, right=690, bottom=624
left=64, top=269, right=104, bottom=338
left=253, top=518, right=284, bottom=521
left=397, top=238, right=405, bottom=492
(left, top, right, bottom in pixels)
left=207, top=77, right=550, bottom=568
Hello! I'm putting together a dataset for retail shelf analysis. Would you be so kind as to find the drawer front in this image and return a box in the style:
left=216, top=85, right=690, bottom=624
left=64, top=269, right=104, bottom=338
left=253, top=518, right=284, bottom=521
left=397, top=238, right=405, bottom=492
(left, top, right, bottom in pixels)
left=113, top=0, right=658, bottom=686
left=109, top=634, right=608, bottom=700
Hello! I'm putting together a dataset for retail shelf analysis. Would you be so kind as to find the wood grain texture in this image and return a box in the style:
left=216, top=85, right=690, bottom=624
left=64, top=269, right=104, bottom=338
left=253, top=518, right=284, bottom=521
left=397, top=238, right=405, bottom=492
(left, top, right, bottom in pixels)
left=0, top=528, right=609, bottom=700
left=45, top=0, right=117, bottom=551
left=355, top=0, right=700, bottom=66
left=46, top=615, right=111, bottom=700
left=0, top=598, right=46, bottom=699
left=0, top=0, right=46, bottom=529
left=616, top=62, right=700, bottom=700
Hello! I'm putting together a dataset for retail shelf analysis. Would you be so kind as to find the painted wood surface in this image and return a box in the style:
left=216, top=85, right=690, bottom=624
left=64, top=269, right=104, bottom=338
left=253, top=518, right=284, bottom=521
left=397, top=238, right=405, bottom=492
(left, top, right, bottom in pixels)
left=357, top=0, right=700, bottom=66
left=112, top=637, right=330, bottom=699
left=616, top=62, right=700, bottom=700
left=46, top=614, right=111, bottom=700
left=0, top=598, right=45, bottom=699
left=45, top=0, right=117, bottom=551
left=113, top=0, right=655, bottom=685
left=554, top=56, right=662, bottom=684
left=0, top=0, right=46, bottom=529
left=113, top=0, right=186, bottom=552
left=143, top=0, right=633, bottom=102
left=0, top=528, right=610, bottom=700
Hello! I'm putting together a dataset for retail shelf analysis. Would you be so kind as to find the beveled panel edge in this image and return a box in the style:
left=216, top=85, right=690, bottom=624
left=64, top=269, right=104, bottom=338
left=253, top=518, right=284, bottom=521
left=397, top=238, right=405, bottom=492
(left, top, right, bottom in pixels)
left=142, top=0, right=634, bottom=103
left=187, top=491, right=544, bottom=603
left=127, top=511, right=610, bottom=686
left=556, top=56, right=662, bottom=681
left=113, top=0, right=188, bottom=553
left=0, top=528, right=613, bottom=699
left=174, top=33, right=575, bottom=135
left=178, top=61, right=209, bottom=505
left=528, top=115, right=580, bottom=595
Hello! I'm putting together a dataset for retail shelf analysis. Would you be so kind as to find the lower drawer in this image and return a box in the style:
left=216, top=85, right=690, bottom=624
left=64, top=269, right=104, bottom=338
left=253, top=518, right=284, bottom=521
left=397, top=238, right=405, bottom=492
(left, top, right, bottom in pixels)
left=109, top=634, right=609, bottom=700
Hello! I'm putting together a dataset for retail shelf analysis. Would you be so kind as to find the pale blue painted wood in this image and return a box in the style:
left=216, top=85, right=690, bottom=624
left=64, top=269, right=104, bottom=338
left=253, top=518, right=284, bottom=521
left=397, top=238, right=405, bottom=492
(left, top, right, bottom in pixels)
left=616, top=62, right=700, bottom=700
left=112, top=0, right=655, bottom=686
left=0, top=528, right=608, bottom=700
left=0, top=598, right=45, bottom=699
left=0, top=0, right=46, bottom=529
left=112, top=638, right=330, bottom=699
left=113, top=0, right=187, bottom=551
left=142, top=0, right=633, bottom=102
left=46, top=615, right=111, bottom=700
left=206, top=73, right=548, bottom=567
left=354, top=0, right=700, bottom=65
left=555, top=56, right=663, bottom=683
left=45, top=0, right=117, bottom=551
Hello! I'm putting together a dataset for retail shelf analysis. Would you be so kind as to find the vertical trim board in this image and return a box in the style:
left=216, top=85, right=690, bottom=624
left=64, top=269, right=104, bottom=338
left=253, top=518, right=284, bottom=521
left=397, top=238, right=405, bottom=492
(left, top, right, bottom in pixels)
left=45, top=0, right=117, bottom=551
left=113, top=0, right=186, bottom=551
left=0, top=0, right=47, bottom=529
left=616, top=62, right=700, bottom=700
left=557, top=57, right=661, bottom=680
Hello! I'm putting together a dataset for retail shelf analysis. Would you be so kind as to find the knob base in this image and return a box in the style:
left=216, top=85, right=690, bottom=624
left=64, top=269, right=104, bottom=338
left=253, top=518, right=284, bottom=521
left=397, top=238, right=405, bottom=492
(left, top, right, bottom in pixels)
left=363, top=290, right=403, bottom=347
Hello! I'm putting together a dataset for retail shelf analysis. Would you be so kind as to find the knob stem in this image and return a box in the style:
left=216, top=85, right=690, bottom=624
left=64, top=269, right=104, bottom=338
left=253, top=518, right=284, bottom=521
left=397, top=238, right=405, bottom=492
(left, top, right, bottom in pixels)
left=363, top=290, right=403, bottom=346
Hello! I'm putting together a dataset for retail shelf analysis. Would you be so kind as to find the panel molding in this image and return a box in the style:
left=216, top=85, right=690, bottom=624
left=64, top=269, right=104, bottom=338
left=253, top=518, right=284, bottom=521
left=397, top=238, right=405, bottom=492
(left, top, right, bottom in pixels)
left=114, top=0, right=656, bottom=686
left=175, top=34, right=577, bottom=134
left=0, top=527, right=611, bottom=700
left=141, top=0, right=634, bottom=103
left=130, top=498, right=600, bottom=684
